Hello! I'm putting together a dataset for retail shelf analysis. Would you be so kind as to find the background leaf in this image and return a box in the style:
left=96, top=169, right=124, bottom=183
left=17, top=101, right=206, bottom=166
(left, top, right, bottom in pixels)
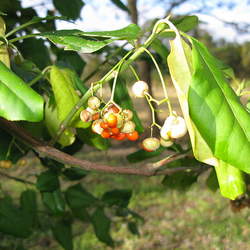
left=91, top=207, right=114, bottom=247
left=102, top=189, right=132, bottom=208
left=110, top=0, right=130, bottom=13
left=53, top=0, right=84, bottom=20
left=36, top=170, right=60, bottom=192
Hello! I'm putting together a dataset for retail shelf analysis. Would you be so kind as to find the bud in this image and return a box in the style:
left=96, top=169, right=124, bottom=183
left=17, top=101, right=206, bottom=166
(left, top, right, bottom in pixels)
left=142, top=137, right=160, bottom=152
left=87, top=96, right=101, bottom=110
left=160, top=138, right=173, bottom=147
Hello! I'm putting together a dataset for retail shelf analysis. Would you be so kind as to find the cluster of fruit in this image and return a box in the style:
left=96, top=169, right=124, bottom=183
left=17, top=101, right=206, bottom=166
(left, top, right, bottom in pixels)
left=80, top=96, right=139, bottom=141
left=131, top=80, right=187, bottom=152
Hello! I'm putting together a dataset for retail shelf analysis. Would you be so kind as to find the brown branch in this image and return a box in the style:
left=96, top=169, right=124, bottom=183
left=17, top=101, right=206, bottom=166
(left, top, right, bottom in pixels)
left=0, top=118, right=208, bottom=176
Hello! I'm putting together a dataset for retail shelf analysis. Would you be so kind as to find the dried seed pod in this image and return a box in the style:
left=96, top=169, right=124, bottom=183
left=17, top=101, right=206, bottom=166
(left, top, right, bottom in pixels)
left=87, top=96, right=101, bottom=110
left=122, top=109, right=133, bottom=121
left=121, top=121, right=135, bottom=133
left=80, top=109, right=92, bottom=122
left=160, top=138, right=174, bottom=147
left=92, top=119, right=104, bottom=135
left=142, top=137, right=160, bottom=152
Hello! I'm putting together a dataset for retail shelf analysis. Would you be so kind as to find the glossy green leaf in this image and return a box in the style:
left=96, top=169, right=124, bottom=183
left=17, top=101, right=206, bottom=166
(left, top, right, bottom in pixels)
left=45, top=96, right=76, bottom=147
left=42, top=189, right=66, bottom=214
left=188, top=37, right=250, bottom=173
left=36, top=170, right=60, bottom=192
left=215, top=162, right=246, bottom=200
left=110, top=0, right=130, bottom=13
left=49, top=65, right=87, bottom=128
left=52, top=221, right=73, bottom=250
left=40, top=24, right=140, bottom=52
left=102, top=189, right=132, bottom=208
left=65, top=184, right=97, bottom=209
left=0, top=61, right=44, bottom=121
left=167, top=27, right=246, bottom=199
left=53, top=0, right=84, bottom=20
left=91, top=207, right=114, bottom=247
left=127, top=146, right=166, bottom=163
left=77, top=128, right=110, bottom=151
left=112, top=79, right=144, bottom=133
left=0, top=16, right=10, bottom=67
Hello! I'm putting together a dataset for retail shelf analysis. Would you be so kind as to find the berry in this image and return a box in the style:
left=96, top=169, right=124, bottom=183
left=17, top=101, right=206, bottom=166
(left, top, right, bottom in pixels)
left=101, top=129, right=111, bottom=138
left=122, top=109, right=133, bottom=121
left=100, top=121, right=109, bottom=129
left=80, top=109, right=92, bottom=122
left=126, top=131, right=139, bottom=141
left=132, top=80, right=149, bottom=98
left=114, top=133, right=126, bottom=141
left=105, top=113, right=117, bottom=128
left=92, top=119, right=104, bottom=135
left=87, top=96, right=101, bottom=110
left=121, top=121, right=135, bottom=133
left=111, top=127, right=120, bottom=135
left=160, top=138, right=174, bottom=147
left=92, top=112, right=100, bottom=121
left=142, top=137, right=160, bottom=152
left=162, top=114, right=187, bottom=139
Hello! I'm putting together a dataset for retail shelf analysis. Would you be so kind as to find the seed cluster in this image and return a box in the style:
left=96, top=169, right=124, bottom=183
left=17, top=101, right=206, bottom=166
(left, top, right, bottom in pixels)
left=80, top=97, right=139, bottom=142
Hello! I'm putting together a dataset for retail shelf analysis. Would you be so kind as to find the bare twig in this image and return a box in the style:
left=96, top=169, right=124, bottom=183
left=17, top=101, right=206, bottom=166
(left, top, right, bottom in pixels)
left=0, top=170, right=35, bottom=185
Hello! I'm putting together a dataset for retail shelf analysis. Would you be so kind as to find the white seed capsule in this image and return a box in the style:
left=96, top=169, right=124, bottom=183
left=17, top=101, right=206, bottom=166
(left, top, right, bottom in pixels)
left=160, top=138, right=174, bottom=147
left=132, top=80, right=149, bottom=98
left=80, top=109, right=92, bottom=122
left=163, top=115, right=187, bottom=139
left=122, top=109, right=133, bottom=121
left=87, top=96, right=101, bottom=110
left=121, top=121, right=135, bottom=133
left=92, top=119, right=104, bottom=135
left=142, top=137, right=160, bottom=152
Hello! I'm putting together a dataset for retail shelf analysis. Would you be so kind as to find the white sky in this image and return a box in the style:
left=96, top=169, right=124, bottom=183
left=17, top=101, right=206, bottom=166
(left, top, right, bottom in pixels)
left=22, top=0, right=250, bottom=43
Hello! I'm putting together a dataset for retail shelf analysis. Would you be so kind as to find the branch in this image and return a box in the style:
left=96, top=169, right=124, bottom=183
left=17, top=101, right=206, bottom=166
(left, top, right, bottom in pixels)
left=0, top=118, right=208, bottom=176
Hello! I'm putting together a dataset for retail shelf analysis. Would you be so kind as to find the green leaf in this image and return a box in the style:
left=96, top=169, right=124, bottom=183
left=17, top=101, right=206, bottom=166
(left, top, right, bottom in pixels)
left=36, top=170, right=60, bottom=192
left=57, top=50, right=86, bottom=75
left=167, top=27, right=247, bottom=199
left=53, top=0, right=84, bottom=20
left=162, top=171, right=198, bottom=190
left=49, top=65, right=86, bottom=128
left=91, top=207, right=114, bottom=247
left=174, top=15, right=199, bottom=32
left=52, top=220, right=73, bottom=250
left=102, top=189, right=132, bottom=208
left=65, top=184, right=97, bottom=209
left=188, top=37, right=250, bottom=173
left=112, top=79, right=144, bottom=133
left=20, top=190, right=37, bottom=226
left=206, top=168, right=219, bottom=192
left=40, top=24, right=141, bottom=52
left=63, top=167, right=88, bottom=180
left=42, top=189, right=66, bottom=214
left=110, top=0, right=130, bottom=13
left=0, top=197, right=33, bottom=237
left=215, top=162, right=246, bottom=200
left=0, top=61, right=44, bottom=121
left=127, top=146, right=166, bottom=163
left=45, top=96, right=76, bottom=147
left=0, top=128, right=28, bottom=162
left=77, top=128, right=110, bottom=151
left=18, top=38, right=51, bottom=69
left=150, top=38, right=169, bottom=62
left=127, top=222, right=140, bottom=235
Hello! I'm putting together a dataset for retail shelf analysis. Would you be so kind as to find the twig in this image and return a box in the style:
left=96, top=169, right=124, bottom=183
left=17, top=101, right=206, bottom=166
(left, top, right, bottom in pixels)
left=0, top=118, right=208, bottom=177
left=0, top=170, right=35, bottom=185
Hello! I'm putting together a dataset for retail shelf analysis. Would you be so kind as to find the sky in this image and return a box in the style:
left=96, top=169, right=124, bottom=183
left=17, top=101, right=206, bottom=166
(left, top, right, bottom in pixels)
left=22, top=0, right=250, bottom=43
